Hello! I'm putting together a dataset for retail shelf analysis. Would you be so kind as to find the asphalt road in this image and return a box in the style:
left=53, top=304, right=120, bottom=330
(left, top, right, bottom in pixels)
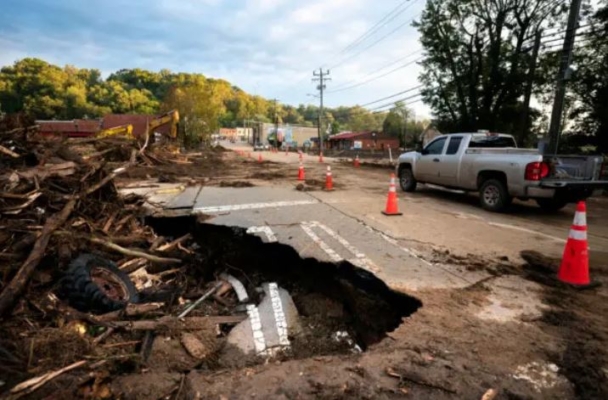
left=123, top=141, right=607, bottom=322
left=118, top=143, right=608, bottom=397
left=222, top=141, right=608, bottom=266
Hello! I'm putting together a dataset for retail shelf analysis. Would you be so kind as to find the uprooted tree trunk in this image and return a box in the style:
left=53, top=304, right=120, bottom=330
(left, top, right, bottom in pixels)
left=0, top=198, right=77, bottom=317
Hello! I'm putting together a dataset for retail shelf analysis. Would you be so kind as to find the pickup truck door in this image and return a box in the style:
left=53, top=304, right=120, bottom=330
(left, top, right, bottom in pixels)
left=436, top=136, right=464, bottom=185
left=416, top=137, right=448, bottom=183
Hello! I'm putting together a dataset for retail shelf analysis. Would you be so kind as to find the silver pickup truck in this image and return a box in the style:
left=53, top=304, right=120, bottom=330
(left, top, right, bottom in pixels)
left=396, top=132, right=608, bottom=212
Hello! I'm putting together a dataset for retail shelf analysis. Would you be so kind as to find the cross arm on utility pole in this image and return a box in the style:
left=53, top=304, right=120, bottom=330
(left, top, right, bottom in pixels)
left=312, top=68, right=331, bottom=154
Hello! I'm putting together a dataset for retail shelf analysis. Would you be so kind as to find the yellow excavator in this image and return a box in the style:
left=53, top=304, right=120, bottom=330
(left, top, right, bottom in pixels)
left=96, top=124, right=134, bottom=139
left=147, top=110, right=179, bottom=139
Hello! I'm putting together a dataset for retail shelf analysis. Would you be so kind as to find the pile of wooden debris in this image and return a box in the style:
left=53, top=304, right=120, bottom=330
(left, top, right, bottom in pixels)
left=0, top=122, right=243, bottom=398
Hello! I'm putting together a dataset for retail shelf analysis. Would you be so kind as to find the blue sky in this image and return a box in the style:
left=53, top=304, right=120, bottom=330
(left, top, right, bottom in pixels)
left=0, top=0, right=430, bottom=118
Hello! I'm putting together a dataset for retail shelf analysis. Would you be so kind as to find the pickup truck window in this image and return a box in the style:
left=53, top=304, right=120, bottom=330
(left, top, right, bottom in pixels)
left=425, top=137, right=447, bottom=155
left=446, top=137, right=463, bottom=155
left=468, top=136, right=517, bottom=148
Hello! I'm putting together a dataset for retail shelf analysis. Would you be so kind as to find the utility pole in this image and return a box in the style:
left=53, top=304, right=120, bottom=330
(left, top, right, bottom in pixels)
left=521, top=30, right=542, bottom=145
left=270, top=99, right=279, bottom=148
left=546, top=0, right=583, bottom=155
left=313, top=68, right=331, bottom=153
left=396, top=105, right=407, bottom=148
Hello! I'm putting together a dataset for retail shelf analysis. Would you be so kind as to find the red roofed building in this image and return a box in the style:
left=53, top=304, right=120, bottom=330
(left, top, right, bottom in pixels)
left=328, top=131, right=399, bottom=150
left=37, top=119, right=101, bottom=138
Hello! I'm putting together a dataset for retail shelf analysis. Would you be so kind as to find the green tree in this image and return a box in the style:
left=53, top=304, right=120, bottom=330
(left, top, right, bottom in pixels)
left=162, top=77, right=229, bottom=147
left=416, top=0, right=568, bottom=143
left=565, top=1, right=608, bottom=153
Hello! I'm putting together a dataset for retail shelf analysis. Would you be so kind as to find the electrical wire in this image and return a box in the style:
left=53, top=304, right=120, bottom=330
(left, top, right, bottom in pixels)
left=372, top=98, right=423, bottom=113
left=328, top=48, right=423, bottom=92
left=329, top=10, right=423, bottom=70
left=338, top=0, right=420, bottom=55
left=538, top=29, right=596, bottom=46
left=328, top=57, right=423, bottom=93
left=358, top=85, right=424, bottom=107
left=368, top=92, right=423, bottom=111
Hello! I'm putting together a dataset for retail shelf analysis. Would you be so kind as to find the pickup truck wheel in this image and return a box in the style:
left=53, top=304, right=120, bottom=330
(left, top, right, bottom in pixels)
left=479, top=179, right=511, bottom=212
left=399, top=167, right=417, bottom=192
left=536, top=198, right=568, bottom=212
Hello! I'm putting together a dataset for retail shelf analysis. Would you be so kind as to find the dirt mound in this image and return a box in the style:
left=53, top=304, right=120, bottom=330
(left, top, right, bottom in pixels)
left=218, top=180, right=255, bottom=188
left=248, top=171, right=288, bottom=180
left=520, top=250, right=608, bottom=399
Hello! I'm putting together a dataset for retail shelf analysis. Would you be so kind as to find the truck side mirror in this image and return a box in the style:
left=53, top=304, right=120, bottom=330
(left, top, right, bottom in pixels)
left=420, top=148, right=428, bottom=155
left=416, top=143, right=423, bottom=153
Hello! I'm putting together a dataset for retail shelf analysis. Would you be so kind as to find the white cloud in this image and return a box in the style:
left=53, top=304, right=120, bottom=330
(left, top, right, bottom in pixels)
left=289, top=0, right=364, bottom=25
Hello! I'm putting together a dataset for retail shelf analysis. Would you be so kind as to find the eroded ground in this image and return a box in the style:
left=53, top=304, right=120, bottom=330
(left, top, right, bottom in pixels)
left=4, top=144, right=607, bottom=399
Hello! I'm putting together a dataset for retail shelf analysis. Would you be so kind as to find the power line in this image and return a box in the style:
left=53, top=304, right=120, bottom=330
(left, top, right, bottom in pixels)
left=328, top=57, right=423, bottom=93
left=358, top=85, right=424, bottom=107
left=538, top=28, right=595, bottom=46
left=542, top=38, right=595, bottom=51
left=523, top=24, right=593, bottom=47
left=369, top=92, right=423, bottom=111
left=339, top=0, right=420, bottom=56
left=328, top=48, right=423, bottom=92
left=373, top=98, right=423, bottom=114
left=329, top=11, right=422, bottom=70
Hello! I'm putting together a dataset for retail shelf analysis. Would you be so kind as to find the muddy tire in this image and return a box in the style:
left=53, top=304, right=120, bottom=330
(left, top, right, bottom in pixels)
left=536, top=198, right=568, bottom=212
left=479, top=179, right=511, bottom=212
left=399, top=167, right=417, bottom=192
left=60, top=254, right=139, bottom=314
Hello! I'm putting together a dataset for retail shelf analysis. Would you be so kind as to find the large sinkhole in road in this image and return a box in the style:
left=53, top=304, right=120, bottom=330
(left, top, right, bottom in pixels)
left=147, top=216, right=422, bottom=363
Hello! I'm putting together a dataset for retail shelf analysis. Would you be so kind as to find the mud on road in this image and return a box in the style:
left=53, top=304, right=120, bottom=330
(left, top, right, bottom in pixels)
left=3, top=146, right=607, bottom=399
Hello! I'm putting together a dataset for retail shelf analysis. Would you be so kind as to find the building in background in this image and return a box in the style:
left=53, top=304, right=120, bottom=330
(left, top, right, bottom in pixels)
left=249, top=122, right=318, bottom=147
left=328, top=131, right=399, bottom=151
left=37, top=119, right=100, bottom=138
left=219, top=128, right=237, bottom=140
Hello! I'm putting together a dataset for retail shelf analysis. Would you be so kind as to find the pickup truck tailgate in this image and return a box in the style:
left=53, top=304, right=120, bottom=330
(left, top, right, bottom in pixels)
left=548, top=155, right=604, bottom=180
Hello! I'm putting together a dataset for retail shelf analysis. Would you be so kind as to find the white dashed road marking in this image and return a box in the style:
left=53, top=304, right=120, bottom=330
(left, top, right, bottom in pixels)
left=246, top=304, right=266, bottom=354
left=268, top=283, right=291, bottom=347
left=246, top=226, right=278, bottom=243
left=300, top=221, right=380, bottom=273
left=194, top=200, right=318, bottom=214
left=301, top=222, right=342, bottom=262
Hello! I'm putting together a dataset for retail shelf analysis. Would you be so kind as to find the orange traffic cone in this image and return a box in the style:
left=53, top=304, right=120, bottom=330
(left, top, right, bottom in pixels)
left=299, top=151, right=303, bottom=162
left=382, top=174, right=402, bottom=216
left=354, top=155, right=360, bottom=168
left=258, top=153, right=263, bottom=163
left=558, top=201, right=590, bottom=285
left=297, top=162, right=305, bottom=181
left=319, top=152, right=324, bottom=163
left=324, top=166, right=334, bottom=191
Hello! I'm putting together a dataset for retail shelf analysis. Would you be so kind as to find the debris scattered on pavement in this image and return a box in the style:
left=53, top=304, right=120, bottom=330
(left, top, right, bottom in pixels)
left=512, top=362, right=563, bottom=392
left=1, top=124, right=421, bottom=398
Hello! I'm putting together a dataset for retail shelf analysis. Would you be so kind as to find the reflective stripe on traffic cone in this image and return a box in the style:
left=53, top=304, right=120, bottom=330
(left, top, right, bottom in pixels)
left=558, top=201, right=590, bottom=285
left=324, top=165, right=334, bottom=191
left=382, top=174, right=402, bottom=216
left=354, top=155, right=360, bottom=168
left=297, top=162, right=305, bottom=181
